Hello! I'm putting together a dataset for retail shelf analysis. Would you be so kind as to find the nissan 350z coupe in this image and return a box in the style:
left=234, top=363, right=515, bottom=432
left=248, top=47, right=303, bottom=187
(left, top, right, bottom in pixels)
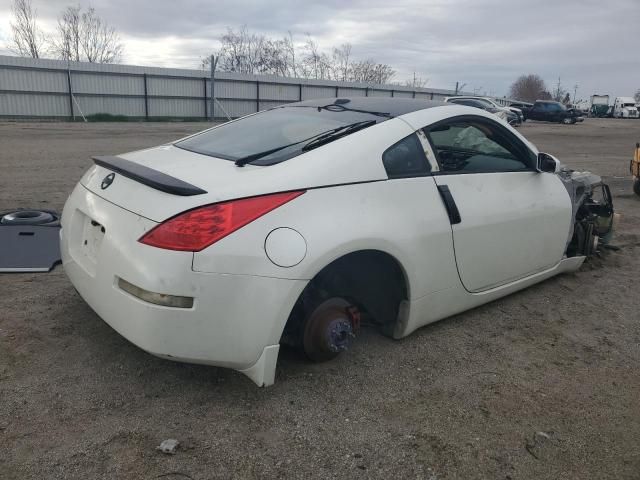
left=60, top=98, right=614, bottom=386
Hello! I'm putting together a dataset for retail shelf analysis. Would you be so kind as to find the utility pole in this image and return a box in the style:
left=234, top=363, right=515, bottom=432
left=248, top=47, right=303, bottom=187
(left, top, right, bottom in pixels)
left=573, top=84, right=578, bottom=104
left=209, top=54, right=218, bottom=122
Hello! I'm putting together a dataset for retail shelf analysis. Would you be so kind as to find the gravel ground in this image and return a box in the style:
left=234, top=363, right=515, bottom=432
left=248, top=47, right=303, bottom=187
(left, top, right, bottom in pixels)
left=1, top=119, right=639, bottom=479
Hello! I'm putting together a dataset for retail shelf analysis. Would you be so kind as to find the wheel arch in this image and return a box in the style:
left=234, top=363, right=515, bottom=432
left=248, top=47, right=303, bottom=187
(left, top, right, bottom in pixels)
left=279, top=247, right=412, bottom=346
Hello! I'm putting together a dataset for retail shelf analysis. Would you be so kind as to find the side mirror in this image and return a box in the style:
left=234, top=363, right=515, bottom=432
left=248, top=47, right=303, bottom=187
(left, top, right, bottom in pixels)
left=537, top=152, right=559, bottom=173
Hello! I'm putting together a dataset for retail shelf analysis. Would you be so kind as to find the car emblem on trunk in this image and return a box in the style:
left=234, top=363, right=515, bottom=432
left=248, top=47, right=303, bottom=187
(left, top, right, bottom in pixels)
left=101, top=173, right=115, bottom=190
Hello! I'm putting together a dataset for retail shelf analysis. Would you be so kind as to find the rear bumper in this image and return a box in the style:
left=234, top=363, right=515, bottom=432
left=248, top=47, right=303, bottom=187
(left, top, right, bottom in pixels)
left=60, top=184, right=306, bottom=382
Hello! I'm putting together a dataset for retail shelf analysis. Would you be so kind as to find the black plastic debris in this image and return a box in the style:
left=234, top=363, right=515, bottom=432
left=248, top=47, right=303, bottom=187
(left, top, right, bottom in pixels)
left=0, top=210, right=61, bottom=273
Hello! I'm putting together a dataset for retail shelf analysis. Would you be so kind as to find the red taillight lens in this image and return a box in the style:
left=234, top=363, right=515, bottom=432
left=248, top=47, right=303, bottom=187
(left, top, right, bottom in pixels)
left=139, top=190, right=305, bottom=251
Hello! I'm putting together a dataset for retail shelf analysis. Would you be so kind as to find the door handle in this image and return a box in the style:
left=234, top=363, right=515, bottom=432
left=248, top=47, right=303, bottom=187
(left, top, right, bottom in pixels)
left=437, top=185, right=462, bottom=225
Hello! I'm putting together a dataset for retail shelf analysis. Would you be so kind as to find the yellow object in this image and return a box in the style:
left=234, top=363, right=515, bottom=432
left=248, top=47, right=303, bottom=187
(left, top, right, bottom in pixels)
left=632, top=143, right=640, bottom=196
left=632, top=143, right=640, bottom=177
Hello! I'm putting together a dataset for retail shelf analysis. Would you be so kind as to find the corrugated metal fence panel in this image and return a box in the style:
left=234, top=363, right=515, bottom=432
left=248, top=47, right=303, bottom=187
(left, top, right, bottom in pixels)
left=147, top=76, right=203, bottom=98
left=415, top=92, right=434, bottom=100
left=301, top=85, right=337, bottom=100
left=338, top=87, right=365, bottom=97
left=259, top=83, right=300, bottom=101
left=0, top=92, right=69, bottom=116
left=1, top=55, right=486, bottom=119
left=214, top=99, right=258, bottom=118
left=213, top=80, right=257, bottom=100
left=394, top=90, right=414, bottom=99
left=71, top=72, right=144, bottom=95
left=75, top=95, right=145, bottom=116
left=0, top=67, right=68, bottom=93
left=149, top=98, right=205, bottom=118
left=368, top=89, right=392, bottom=97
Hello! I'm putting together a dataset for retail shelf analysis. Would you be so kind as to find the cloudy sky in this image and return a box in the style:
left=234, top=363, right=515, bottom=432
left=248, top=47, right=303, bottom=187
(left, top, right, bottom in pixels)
left=0, top=0, right=638, bottom=99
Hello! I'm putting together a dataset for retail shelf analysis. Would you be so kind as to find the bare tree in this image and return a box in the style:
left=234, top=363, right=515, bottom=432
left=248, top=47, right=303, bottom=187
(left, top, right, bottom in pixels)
left=331, top=43, right=352, bottom=82
left=79, top=7, right=123, bottom=63
left=52, top=5, right=82, bottom=62
left=350, top=59, right=395, bottom=84
left=552, top=76, right=567, bottom=103
left=509, top=74, right=548, bottom=102
left=8, top=0, right=44, bottom=58
left=50, top=5, right=123, bottom=63
left=209, top=27, right=396, bottom=85
left=404, top=72, right=429, bottom=88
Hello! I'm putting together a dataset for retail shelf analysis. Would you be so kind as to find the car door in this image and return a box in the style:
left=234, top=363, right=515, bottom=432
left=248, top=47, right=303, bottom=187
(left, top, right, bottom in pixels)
left=423, top=116, right=572, bottom=292
left=529, top=103, right=543, bottom=120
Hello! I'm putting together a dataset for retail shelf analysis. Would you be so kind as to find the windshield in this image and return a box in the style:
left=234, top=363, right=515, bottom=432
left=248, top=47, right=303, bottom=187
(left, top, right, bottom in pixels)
left=175, top=106, right=383, bottom=166
left=472, top=98, right=497, bottom=109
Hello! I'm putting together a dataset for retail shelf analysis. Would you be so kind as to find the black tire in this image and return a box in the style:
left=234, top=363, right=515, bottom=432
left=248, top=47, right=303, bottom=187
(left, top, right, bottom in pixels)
left=0, top=210, right=57, bottom=225
left=633, top=178, right=640, bottom=197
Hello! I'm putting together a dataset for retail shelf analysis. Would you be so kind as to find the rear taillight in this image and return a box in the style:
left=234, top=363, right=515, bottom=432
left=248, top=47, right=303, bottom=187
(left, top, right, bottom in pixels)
left=139, top=190, right=305, bottom=251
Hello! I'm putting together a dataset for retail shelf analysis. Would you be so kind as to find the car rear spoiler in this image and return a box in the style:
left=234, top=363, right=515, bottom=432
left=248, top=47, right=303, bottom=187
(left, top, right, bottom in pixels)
left=92, top=156, right=207, bottom=196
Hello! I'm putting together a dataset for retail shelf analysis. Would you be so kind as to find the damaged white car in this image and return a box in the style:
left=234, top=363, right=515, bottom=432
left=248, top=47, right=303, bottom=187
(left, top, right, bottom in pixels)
left=60, top=98, right=614, bottom=386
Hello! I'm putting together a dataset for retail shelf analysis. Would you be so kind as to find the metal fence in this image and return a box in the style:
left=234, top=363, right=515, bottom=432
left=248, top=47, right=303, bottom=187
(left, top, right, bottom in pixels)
left=0, top=55, right=479, bottom=120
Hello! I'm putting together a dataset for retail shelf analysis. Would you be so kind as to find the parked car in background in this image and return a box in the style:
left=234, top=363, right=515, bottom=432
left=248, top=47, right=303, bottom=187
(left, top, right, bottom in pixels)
left=613, top=97, right=639, bottom=118
left=522, top=101, right=584, bottom=124
left=444, top=97, right=520, bottom=126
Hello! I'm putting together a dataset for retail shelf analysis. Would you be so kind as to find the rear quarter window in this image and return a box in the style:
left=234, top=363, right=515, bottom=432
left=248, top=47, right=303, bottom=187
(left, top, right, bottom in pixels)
left=382, top=133, right=431, bottom=178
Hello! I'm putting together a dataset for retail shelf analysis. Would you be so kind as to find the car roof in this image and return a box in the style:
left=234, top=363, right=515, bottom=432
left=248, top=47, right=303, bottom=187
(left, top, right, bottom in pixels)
left=284, top=97, right=445, bottom=117
left=447, top=95, right=490, bottom=101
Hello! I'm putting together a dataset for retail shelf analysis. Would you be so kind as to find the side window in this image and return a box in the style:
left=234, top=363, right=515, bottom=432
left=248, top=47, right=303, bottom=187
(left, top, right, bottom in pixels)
left=382, top=133, right=431, bottom=178
left=424, top=119, right=534, bottom=173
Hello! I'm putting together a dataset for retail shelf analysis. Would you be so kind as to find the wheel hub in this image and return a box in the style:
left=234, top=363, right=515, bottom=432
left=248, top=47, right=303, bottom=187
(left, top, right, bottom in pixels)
left=302, top=299, right=359, bottom=362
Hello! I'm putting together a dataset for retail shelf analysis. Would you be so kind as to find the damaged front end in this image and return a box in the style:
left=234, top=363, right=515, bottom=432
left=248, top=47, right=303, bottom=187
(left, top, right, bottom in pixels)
left=559, top=170, right=615, bottom=257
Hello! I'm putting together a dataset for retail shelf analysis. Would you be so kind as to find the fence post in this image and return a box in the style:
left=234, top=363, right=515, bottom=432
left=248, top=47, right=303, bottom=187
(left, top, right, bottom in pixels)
left=335, top=86, right=339, bottom=97
left=202, top=77, right=207, bottom=119
left=299, top=83, right=302, bottom=101
left=365, top=87, right=369, bottom=97
left=256, top=80, right=260, bottom=112
left=143, top=73, right=149, bottom=120
left=66, top=68, right=74, bottom=120
left=412, top=91, right=416, bottom=98
left=391, top=89, right=395, bottom=98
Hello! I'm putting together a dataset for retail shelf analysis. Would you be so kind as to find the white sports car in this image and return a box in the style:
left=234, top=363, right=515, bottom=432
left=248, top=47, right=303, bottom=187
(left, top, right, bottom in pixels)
left=60, top=98, right=614, bottom=386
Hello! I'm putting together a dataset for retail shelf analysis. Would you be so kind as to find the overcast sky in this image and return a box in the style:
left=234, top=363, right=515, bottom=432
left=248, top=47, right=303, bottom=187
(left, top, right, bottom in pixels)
left=0, top=0, right=638, bottom=99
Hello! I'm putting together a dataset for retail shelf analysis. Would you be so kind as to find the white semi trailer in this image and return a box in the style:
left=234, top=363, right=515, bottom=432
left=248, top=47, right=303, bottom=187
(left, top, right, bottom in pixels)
left=613, top=97, right=639, bottom=118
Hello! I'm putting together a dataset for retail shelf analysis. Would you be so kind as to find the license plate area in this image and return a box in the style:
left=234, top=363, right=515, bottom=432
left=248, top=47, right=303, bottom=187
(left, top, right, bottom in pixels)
left=69, top=210, right=105, bottom=276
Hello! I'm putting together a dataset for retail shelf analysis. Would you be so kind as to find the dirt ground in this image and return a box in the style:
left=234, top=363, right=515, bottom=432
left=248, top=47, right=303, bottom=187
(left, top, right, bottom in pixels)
left=1, top=119, right=639, bottom=480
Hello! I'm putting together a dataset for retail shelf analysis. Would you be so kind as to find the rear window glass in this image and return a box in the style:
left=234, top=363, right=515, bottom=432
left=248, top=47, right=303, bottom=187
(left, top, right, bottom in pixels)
left=175, top=107, right=383, bottom=166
